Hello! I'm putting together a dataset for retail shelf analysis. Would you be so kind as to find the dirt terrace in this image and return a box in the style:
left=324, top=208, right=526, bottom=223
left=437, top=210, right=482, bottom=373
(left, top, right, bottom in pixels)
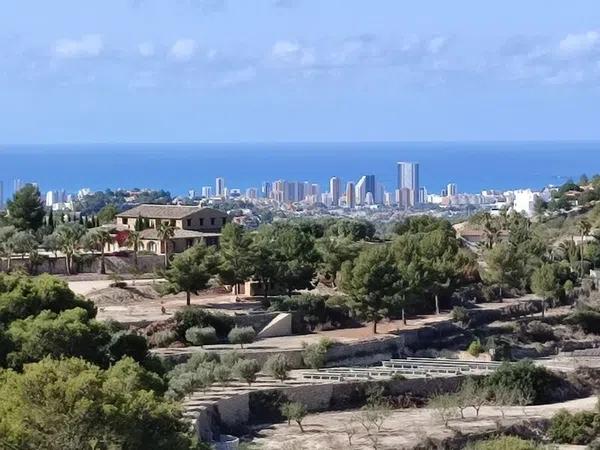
left=250, top=396, right=597, bottom=450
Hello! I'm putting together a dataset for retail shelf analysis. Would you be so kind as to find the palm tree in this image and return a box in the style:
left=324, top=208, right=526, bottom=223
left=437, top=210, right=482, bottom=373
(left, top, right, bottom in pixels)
left=87, top=229, right=114, bottom=275
left=157, top=222, right=175, bottom=268
left=55, top=224, right=85, bottom=275
left=126, top=229, right=142, bottom=269
left=578, top=219, right=592, bottom=278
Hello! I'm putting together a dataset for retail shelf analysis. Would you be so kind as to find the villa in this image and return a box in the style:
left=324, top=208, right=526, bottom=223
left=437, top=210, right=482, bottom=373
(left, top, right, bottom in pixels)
left=113, top=204, right=229, bottom=255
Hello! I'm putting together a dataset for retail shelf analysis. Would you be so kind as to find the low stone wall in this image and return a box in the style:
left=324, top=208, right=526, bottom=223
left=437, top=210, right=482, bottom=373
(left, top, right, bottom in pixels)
left=0, top=253, right=164, bottom=275
left=196, top=375, right=465, bottom=440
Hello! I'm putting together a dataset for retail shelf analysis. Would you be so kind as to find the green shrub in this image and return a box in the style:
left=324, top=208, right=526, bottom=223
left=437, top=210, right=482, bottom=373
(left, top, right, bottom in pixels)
left=221, top=350, right=243, bottom=367
left=485, top=360, right=558, bottom=404
left=228, top=326, right=256, bottom=349
left=213, top=364, right=232, bottom=384
left=451, top=306, right=469, bottom=325
left=549, top=409, right=600, bottom=445
left=565, top=310, right=600, bottom=334
left=148, top=329, right=177, bottom=348
left=108, top=332, right=148, bottom=363
left=264, top=354, right=290, bottom=382
left=302, top=338, right=335, bottom=369
left=467, top=339, right=484, bottom=357
left=185, top=326, right=217, bottom=347
left=173, top=306, right=234, bottom=339
left=234, top=359, right=261, bottom=386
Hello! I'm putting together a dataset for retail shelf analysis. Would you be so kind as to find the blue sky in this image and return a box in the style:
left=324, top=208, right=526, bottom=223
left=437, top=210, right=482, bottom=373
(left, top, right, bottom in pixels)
left=1, top=0, right=599, bottom=143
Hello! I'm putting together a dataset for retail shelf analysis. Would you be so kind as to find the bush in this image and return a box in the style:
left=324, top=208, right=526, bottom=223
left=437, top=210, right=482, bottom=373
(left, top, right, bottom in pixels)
left=302, top=338, right=335, bottom=369
left=221, top=350, right=243, bottom=367
left=108, top=332, right=149, bottom=363
left=213, top=364, right=232, bottom=384
left=264, top=354, right=290, bottom=382
left=565, top=310, right=600, bottom=334
left=451, top=306, right=469, bottom=325
left=467, top=339, right=484, bottom=357
left=549, top=409, right=600, bottom=444
left=185, top=326, right=217, bottom=347
left=280, top=401, right=307, bottom=432
left=525, top=320, right=555, bottom=343
left=485, top=360, right=559, bottom=404
left=228, top=326, right=256, bottom=349
left=173, top=306, right=234, bottom=339
left=234, top=359, right=261, bottom=386
left=148, top=329, right=177, bottom=348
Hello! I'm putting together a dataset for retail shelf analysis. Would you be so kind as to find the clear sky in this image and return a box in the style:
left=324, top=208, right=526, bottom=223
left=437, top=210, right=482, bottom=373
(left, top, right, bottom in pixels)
left=1, top=0, right=599, bottom=143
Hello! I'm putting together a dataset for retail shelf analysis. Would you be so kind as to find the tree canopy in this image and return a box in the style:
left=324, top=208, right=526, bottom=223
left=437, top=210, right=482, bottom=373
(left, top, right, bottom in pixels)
left=0, top=357, right=196, bottom=450
left=6, top=184, right=45, bottom=231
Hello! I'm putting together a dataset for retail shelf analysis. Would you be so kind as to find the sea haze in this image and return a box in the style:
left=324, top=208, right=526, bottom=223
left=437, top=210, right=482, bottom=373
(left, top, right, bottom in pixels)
left=0, top=142, right=599, bottom=197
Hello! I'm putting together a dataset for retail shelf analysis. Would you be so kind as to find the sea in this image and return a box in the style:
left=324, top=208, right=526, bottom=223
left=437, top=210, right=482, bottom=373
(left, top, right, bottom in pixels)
left=1, top=141, right=599, bottom=198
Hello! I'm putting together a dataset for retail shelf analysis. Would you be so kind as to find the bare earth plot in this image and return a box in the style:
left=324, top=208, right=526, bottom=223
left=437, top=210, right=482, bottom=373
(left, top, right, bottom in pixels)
left=251, top=396, right=597, bottom=450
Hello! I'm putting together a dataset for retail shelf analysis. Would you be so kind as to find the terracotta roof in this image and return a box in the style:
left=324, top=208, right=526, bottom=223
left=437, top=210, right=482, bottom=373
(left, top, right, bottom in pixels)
left=139, top=229, right=221, bottom=240
left=117, top=204, right=225, bottom=219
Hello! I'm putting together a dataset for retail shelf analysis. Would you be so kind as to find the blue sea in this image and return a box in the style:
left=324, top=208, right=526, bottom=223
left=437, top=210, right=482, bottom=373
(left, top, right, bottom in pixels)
left=1, top=142, right=599, bottom=198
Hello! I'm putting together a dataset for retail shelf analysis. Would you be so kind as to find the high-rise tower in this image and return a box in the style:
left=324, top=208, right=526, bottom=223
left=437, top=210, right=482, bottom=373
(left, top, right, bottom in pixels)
left=397, top=162, right=420, bottom=206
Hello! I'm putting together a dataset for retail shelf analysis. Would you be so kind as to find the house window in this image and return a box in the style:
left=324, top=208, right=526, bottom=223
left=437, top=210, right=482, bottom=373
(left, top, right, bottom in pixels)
left=221, top=218, right=226, bottom=225
left=199, top=218, right=204, bottom=226
left=186, top=239, right=193, bottom=248
left=210, top=218, right=215, bottom=226
left=186, top=219, right=192, bottom=227
left=122, top=218, right=128, bottom=225
left=170, top=219, right=176, bottom=226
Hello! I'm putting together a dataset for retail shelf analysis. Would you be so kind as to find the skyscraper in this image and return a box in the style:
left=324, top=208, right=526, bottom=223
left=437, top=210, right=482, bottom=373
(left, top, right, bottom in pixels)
left=419, top=187, right=427, bottom=204
left=329, top=176, right=341, bottom=206
left=447, top=183, right=457, bottom=196
left=345, top=182, right=355, bottom=209
left=245, top=187, right=258, bottom=200
left=355, top=176, right=367, bottom=205
left=215, top=177, right=225, bottom=198
left=46, top=190, right=56, bottom=207
left=261, top=181, right=272, bottom=199
left=397, top=162, right=420, bottom=206
left=364, top=175, right=376, bottom=200
left=201, top=186, right=213, bottom=198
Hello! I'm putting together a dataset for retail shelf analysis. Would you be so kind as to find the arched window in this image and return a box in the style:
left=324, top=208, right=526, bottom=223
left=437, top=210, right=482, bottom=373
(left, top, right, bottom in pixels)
left=147, top=241, right=157, bottom=253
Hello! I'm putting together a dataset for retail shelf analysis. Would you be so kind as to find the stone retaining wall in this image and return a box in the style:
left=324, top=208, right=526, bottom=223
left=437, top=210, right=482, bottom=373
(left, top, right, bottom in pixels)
left=0, top=253, right=164, bottom=275
left=196, top=375, right=464, bottom=440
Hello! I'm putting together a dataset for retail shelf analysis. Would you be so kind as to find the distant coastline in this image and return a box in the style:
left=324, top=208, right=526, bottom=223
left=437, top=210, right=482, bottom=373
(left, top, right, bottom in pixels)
left=1, top=141, right=599, bottom=197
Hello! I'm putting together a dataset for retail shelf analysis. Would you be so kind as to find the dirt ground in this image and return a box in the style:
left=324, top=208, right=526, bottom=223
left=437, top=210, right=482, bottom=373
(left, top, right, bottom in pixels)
left=68, top=278, right=260, bottom=323
left=250, top=396, right=597, bottom=450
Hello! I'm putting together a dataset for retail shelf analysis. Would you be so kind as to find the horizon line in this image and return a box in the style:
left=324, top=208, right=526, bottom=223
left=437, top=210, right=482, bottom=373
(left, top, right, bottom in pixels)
left=1, top=139, right=600, bottom=147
